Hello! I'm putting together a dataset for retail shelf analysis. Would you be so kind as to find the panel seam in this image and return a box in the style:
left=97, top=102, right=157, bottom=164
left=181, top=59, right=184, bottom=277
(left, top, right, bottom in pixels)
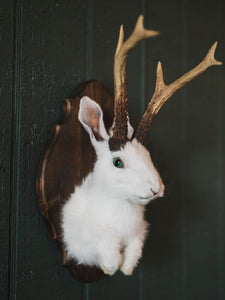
left=8, top=0, right=23, bottom=299
left=181, top=0, right=188, bottom=299
left=216, top=0, right=224, bottom=298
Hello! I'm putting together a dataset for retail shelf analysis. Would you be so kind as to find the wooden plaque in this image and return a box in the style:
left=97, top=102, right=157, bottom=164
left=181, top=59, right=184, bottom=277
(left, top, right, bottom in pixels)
left=36, top=81, right=114, bottom=283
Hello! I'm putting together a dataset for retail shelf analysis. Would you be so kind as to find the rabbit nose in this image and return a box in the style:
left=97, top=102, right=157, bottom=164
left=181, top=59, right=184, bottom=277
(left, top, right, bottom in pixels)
left=151, top=188, right=157, bottom=196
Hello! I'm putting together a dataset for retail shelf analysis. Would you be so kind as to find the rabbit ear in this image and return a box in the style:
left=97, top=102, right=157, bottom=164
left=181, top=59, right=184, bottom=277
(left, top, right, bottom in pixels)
left=78, top=96, right=109, bottom=147
left=127, top=119, right=134, bottom=139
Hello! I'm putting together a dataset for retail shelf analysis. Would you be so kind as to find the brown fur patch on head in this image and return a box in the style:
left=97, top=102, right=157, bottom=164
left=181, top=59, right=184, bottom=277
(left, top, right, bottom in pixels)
left=108, top=137, right=126, bottom=151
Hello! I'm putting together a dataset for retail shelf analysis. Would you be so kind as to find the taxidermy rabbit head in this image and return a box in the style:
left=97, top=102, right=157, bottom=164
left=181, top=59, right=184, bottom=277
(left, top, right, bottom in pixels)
left=79, top=96, right=164, bottom=205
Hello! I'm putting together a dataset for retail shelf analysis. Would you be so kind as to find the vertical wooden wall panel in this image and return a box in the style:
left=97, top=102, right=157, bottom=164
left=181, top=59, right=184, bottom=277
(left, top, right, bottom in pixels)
left=144, top=0, right=224, bottom=299
left=183, top=0, right=223, bottom=298
left=144, top=0, right=184, bottom=298
left=14, top=0, right=86, bottom=299
left=0, top=1, right=14, bottom=299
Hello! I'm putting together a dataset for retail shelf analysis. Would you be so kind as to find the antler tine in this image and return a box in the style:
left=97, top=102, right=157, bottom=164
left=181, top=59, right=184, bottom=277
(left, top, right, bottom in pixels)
left=109, top=15, right=159, bottom=151
left=114, top=15, right=159, bottom=100
left=135, top=42, right=222, bottom=144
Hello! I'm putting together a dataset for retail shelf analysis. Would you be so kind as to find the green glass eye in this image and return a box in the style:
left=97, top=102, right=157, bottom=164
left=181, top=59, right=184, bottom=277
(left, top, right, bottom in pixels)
left=113, top=157, right=124, bottom=168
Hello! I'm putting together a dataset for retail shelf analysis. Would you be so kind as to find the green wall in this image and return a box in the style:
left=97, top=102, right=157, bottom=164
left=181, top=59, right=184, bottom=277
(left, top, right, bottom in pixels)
left=1, top=0, right=224, bottom=299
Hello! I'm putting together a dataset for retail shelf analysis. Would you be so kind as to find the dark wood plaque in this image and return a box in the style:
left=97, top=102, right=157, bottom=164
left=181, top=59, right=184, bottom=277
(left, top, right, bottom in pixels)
left=36, top=81, right=114, bottom=283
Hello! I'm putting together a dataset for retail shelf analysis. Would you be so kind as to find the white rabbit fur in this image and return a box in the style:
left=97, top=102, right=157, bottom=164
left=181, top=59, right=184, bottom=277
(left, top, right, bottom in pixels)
left=62, top=96, right=164, bottom=276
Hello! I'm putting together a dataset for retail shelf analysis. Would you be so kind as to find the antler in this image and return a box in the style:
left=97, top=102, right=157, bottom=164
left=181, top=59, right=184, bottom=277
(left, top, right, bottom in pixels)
left=135, top=42, right=222, bottom=143
left=109, top=15, right=159, bottom=151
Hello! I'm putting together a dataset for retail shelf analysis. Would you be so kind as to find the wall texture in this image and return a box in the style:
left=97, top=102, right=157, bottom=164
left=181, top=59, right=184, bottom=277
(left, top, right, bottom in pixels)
left=0, top=0, right=224, bottom=299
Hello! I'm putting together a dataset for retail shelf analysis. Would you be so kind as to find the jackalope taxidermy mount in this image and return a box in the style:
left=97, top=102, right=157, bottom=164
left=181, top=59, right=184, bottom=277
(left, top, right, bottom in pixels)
left=37, top=15, right=222, bottom=283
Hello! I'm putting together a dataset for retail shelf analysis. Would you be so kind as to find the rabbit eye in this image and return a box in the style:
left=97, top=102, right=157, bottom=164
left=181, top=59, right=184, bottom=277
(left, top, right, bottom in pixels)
left=113, top=157, right=124, bottom=168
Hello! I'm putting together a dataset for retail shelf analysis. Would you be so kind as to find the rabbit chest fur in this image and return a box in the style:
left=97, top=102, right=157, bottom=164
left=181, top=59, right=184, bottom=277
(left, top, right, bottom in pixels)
left=62, top=173, right=148, bottom=274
